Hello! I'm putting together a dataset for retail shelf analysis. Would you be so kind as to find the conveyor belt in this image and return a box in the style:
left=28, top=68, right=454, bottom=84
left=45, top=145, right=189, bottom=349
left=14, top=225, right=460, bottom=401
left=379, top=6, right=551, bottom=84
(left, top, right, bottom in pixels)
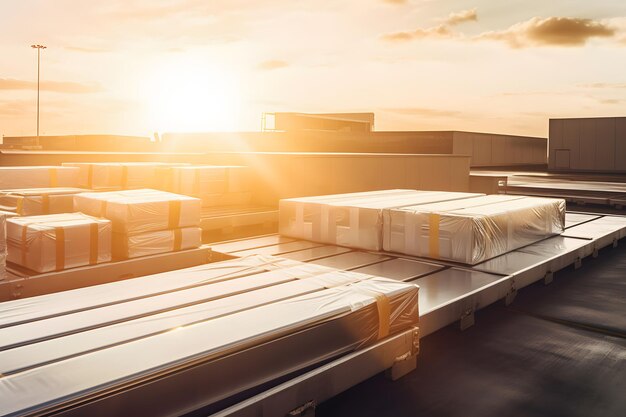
left=210, top=212, right=626, bottom=338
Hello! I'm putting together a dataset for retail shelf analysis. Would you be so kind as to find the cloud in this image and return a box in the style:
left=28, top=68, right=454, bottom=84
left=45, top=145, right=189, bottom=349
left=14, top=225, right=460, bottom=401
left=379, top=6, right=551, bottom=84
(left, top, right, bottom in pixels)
left=578, top=82, right=626, bottom=89
left=0, top=78, right=103, bottom=93
left=442, top=9, right=477, bottom=26
left=383, top=107, right=461, bottom=117
left=381, top=8, right=475, bottom=42
left=476, top=17, right=616, bottom=48
left=381, top=0, right=408, bottom=4
left=257, top=59, right=289, bottom=70
left=599, top=98, right=621, bottom=104
left=382, top=24, right=455, bottom=42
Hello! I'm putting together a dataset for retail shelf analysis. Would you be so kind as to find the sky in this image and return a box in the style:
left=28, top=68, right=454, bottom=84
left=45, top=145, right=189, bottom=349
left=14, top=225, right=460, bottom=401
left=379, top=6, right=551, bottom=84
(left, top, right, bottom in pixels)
left=1, top=0, right=626, bottom=138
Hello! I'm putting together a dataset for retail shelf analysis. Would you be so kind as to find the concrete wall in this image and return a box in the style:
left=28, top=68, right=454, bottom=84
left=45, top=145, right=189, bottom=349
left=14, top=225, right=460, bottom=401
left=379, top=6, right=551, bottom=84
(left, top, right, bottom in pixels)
left=452, top=132, right=547, bottom=167
left=549, top=117, right=626, bottom=173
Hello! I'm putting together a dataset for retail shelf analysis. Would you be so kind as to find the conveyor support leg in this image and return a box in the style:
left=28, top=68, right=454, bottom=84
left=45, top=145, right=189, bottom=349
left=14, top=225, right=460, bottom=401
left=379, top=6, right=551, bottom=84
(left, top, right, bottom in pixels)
left=574, top=257, right=582, bottom=269
left=544, top=271, right=554, bottom=285
left=613, top=238, right=619, bottom=248
left=460, top=309, right=475, bottom=331
left=386, top=353, right=417, bottom=381
left=592, top=247, right=599, bottom=258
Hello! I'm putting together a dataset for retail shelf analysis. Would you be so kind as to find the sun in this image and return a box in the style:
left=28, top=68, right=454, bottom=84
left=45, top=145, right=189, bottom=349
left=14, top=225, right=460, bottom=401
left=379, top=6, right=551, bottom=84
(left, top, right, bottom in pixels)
left=141, top=59, right=241, bottom=133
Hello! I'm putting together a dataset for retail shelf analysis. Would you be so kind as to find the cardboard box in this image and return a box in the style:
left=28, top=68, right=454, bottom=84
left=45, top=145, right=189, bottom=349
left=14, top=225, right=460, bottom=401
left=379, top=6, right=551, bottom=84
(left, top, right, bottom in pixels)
left=384, top=196, right=566, bottom=264
left=0, top=166, right=79, bottom=190
left=280, top=190, right=483, bottom=250
left=113, top=227, right=202, bottom=259
left=6, top=213, right=112, bottom=273
left=63, top=162, right=190, bottom=190
left=74, top=189, right=201, bottom=234
left=0, top=188, right=86, bottom=216
left=168, top=165, right=252, bottom=207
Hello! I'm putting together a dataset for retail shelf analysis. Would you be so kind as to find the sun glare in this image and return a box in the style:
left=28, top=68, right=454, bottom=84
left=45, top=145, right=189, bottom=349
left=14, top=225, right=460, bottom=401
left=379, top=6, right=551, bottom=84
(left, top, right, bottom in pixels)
left=141, top=60, right=241, bottom=133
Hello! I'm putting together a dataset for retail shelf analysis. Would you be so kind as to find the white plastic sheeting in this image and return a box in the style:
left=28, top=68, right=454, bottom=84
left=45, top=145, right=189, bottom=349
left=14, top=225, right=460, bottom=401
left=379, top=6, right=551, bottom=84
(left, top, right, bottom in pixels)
left=0, top=188, right=86, bottom=216
left=0, top=166, right=79, bottom=190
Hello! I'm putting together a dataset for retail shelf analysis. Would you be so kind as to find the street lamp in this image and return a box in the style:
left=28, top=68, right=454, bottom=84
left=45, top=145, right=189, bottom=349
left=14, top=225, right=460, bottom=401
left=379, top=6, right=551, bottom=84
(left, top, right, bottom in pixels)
left=31, top=44, right=46, bottom=145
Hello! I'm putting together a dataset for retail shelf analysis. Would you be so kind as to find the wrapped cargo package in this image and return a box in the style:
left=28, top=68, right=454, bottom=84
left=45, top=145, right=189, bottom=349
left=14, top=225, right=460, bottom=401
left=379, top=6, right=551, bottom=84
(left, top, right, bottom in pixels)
left=0, top=213, right=6, bottom=280
left=0, top=274, right=418, bottom=416
left=0, top=187, right=86, bottom=216
left=63, top=162, right=189, bottom=190
left=113, top=227, right=202, bottom=259
left=384, top=196, right=566, bottom=264
left=0, top=166, right=79, bottom=190
left=6, top=213, right=112, bottom=273
left=168, top=165, right=252, bottom=207
left=74, top=189, right=201, bottom=233
left=280, top=190, right=483, bottom=251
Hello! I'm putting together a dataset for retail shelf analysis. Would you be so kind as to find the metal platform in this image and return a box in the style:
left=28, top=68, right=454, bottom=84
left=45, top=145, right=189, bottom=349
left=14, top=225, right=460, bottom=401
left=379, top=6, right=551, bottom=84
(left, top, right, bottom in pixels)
left=209, top=212, right=626, bottom=338
left=0, top=246, right=211, bottom=301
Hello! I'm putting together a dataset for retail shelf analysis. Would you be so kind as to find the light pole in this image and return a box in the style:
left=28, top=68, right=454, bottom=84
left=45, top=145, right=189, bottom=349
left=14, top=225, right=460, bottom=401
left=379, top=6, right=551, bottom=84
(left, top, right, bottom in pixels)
left=31, top=44, right=46, bottom=145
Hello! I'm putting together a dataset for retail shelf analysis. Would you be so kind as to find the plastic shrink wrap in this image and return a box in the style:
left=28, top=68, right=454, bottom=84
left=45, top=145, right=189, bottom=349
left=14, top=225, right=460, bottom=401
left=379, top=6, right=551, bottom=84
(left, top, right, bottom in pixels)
left=168, top=165, right=252, bottom=207
left=62, top=162, right=189, bottom=190
left=6, top=213, right=112, bottom=273
left=280, top=189, right=482, bottom=251
left=0, top=213, right=6, bottom=280
left=112, top=227, right=202, bottom=259
left=0, top=166, right=79, bottom=189
left=74, top=189, right=201, bottom=234
left=0, top=188, right=86, bottom=216
left=0, top=258, right=418, bottom=417
left=384, top=196, right=566, bottom=264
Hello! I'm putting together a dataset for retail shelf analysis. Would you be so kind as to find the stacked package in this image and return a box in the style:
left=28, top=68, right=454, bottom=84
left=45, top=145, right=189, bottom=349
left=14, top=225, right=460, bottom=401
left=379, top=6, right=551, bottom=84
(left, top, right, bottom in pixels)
left=74, top=189, right=202, bottom=259
left=384, top=195, right=566, bottom=264
left=168, top=165, right=252, bottom=207
left=0, top=166, right=79, bottom=190
left=62, top=162, right=189, bottom=191
left=0, top=255, right=419, bottom=415
left=0, top=188, right=86, bottom=216
left=5, top=213, right=112, bottom=273
left=0, top=213, right=6, bottom=280
left=280, top=189, right=482, bottom=251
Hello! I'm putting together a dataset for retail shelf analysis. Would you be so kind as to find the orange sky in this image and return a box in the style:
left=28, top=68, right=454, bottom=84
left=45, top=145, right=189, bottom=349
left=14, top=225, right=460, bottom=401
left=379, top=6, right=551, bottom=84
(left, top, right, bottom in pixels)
left=1, top=0, right=626, bottom=138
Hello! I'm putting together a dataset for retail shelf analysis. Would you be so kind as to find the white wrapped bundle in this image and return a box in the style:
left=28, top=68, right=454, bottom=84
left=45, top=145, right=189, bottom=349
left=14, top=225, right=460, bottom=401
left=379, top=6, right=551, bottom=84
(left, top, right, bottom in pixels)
left=0, top=166, right=79, bottom=190
left=280, top=190, right=482, bottom=251
left=168, top=165, right=252, bottom=207
left=74, top=189, right=201, bottom=234
left=113, top=227, right=202, bottom=259
left=62, top=162, right=189, bottom=190
left=6, top=213, right=112, bottom=273
left=0, top=188, right=86, bottom=216
left=0, top=214, right=6, bottom=280
left=384, top=196, right=566, bottom=264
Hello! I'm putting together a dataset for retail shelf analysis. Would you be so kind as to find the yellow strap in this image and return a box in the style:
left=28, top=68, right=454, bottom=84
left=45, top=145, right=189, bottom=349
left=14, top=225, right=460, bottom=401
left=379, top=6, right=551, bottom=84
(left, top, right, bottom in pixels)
left=100, top=200, right=108, bottom=218
left=121, top=166, right=128, bottom=189
left=89, top=223, right=99, bottom=265
left=49, top=168, right=58, bottom=187
left=41, top=193, right=50, bottom=214
left=429, top=213, right=440, bottom=259
left=16, top=197, right=23, bottom=215
left=87, top=165, right=94, bottom=189
left=173, top=228, right=182, bottom=251
left=21, top=225, right=28, bottom=265
left=374, top=292, right=391, bottom=340
left=55, top=227, right=65, bottom=270
left=168, top=200, right=181, bottom=229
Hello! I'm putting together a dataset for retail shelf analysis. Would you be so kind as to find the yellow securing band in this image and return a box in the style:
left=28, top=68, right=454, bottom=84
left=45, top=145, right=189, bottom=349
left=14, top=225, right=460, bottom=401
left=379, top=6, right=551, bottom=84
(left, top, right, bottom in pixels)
left=193, top=170, right=200, bottom=197
left=49, top=168, right=58, bottom=187
left=429, top=213, right=440, bottom=259
left=168, top=200, right=181, bottom=229
left=89, top=223, right=99, bottom=265
left=16, top=197, right=24, bottom=215
left=55, top=227, right=65, bottom=270
left=41, top=193, right=50, bottom=214
left=87, top=165, right=94, bottom=189
left=374, top=292, right=391, bottom=340
left=21, top=225, right=28, bottom=265
left=173, top=228, right=183, bottom=251
left=100, top=200, right=108, bottom=218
